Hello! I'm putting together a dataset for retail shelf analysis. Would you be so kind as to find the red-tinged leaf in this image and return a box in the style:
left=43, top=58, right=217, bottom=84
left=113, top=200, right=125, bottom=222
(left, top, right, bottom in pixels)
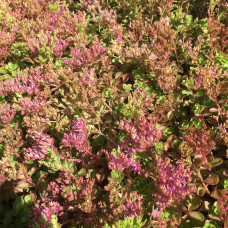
left=206, top=117, right=218, bottom=125
left=122, top=73, right=129, bottom=83
left=211, top=158, right=223, bottom=167
left=174, top=213, right=181, bottom=225
left=200, top=169, right=210, bottom=178
left=22, top=57, right=35, bottom=64
left=15, top=122, right=19, bottom=130
left=185, top=195, right=201, bottom=211
left=23, top=193, right=37, bottom=204
left=115, top=72, right=123, bottom=79
left=209, top=108, right=218, bottom=112
left=205, top=162, right=212, bottom=169
left=167, top=135, right=176, bottom=142
left=204, top=174, right=219, bottom=185
left=211, top=189, right=222, bottom=199
left=217, top=168, right=228, bottom=178
left=164, top=142, right=170, bottom=151
left=156, top=123, right=167, bottom=131
left=203, top=201, right=211, bottom=211
left=167, top=110, right=172, bottom=120
left=14, top=181, right=33, bottom=192
left=189, top=211, right=205, bottom=221
left=208, top=213, right=222, bottom=221
left=29, top=167, right=36, bottom=177
left=193, top=157, right=204, bottom=167
left=199, top=201, right=211, bottom=212
left=197, top=186, right=206, bottom=197
left=188, top=182, right=201, bottom=187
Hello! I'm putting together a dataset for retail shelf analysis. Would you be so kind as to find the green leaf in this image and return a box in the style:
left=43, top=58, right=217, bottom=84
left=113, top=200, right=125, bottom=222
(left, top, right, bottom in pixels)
left=48, top=3, right=59, bottom=12
left=106, top=216, right=146, bottom=228
left=161, top=210, right=175, bottom=220
left=191, top=118, right=203, bottom=130
left=38, top=55, right=48, bottom=64
left=23, top=193, right=36, bottom=205
left=212, top=202, right=219, bottom=215
left=88, top=168, right=95, bottom=178
left=189, top=211, right=205, bottom=221
left=154, top=142, right=164, bottom=156
left=20, top=216, right=29, bottom=222
left=211, top=189, right=221, bottom=199
left=3, top=211, right=13, bottom=226
left=104, top=88, right=115, bottom=98
left=222, top=178, right=228, bottom=189
left=203, top=220, right=219, bottom=228
left=134, top=176, right=147, bottom=192
left=216, top=51, right=228, bottom=68
left=197, top=186, right=206, bottom=197
left=78, top=168, right=86, bottom=176
left=193, top=103, right=204, bottom=115
left=54, top=60, right=63, bottom=69
left=123, top=84, right=132, bottom=92
left=2, top=74, right=10, bottom=79
left=5, top=62, right=18, bottom=72
left=211, top=158, right=223, bottom=167
left=0, top=143, right=5, bottom=153
left=14, top=181, right=33, bottom=192
left=0, top=67, right=6, bottom=74
left=111, top=170, right=124, bottom=181
left=204, top=174, right=219, bottom=185
left=163, top=127, right=173, bottom=136
left=186, top=15, right=192, bottom=26
left=173, top=139, right=181, bottom=149
left=62, top=158, right=74, bottom=173
left=91, top=135, right=106, bottom=152
left=185, top=195, right=201, bottom=211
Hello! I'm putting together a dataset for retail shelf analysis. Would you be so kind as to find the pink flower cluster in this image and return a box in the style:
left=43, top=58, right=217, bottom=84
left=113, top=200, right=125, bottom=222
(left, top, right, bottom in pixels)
left=0, top=101, right=17, bottom=125
left=19, top=96, right=51, bottom=115
left=133, top=88, right=155, bottom=110
left=53, top=38, right=69, bottom=59
left=62, top=118, right=89, bottom=152
left=64, top=39, right=106, bottom=67
left=33, top=198, right=63, bottom=224
left=81, top=68, right=97, bottom=86
left=1, top=68, right=44, bottom=96
left=106, top=146, right=142, bottom=175
left=24, top=131, right=55, bottom=160
left=25, top=36, right=41, bottom=54
left=0, top=29, right=16, bottom=62
left=122, top=191, right=143, bottom=218
left=119, top=114, right=163, bottom=152
left=153, top=157, right=194, bottom=209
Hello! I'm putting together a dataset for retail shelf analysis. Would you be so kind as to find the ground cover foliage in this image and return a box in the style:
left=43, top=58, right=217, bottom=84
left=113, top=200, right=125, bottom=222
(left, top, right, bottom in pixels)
left=0, top=0, right=227, bottom=227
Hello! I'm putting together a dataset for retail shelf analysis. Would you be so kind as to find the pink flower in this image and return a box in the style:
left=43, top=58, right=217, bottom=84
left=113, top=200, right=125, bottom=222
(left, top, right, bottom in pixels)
left=19, top=97, right=51, bottom=115
left=122, top=191, right=143, bottom=217
left=53, top=38, right=69, bottom=58
left=119, top=113, right=162, bottom=152
left=24, top=131, right=55, bottom=160
left=152, top=157, right=195, bottom=209
left=106, top=146, right=142, bottom=175
left=62, top=118, right=89, bottom=152
left=0, top=101, right=17, bottom=125
left=81, top=68, right=97, bottom=86
left=33, top=198, right=63, bottom=223
left=151, top=209, right=161, bottom=218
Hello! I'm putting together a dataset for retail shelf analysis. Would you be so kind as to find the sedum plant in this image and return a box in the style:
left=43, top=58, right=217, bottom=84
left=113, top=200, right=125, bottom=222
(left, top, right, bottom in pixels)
left=0, top=0, right=227, bottom=227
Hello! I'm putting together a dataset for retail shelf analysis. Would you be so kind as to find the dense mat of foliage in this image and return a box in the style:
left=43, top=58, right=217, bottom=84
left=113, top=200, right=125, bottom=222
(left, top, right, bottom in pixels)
left=0, top=0, right=227, bottom=227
